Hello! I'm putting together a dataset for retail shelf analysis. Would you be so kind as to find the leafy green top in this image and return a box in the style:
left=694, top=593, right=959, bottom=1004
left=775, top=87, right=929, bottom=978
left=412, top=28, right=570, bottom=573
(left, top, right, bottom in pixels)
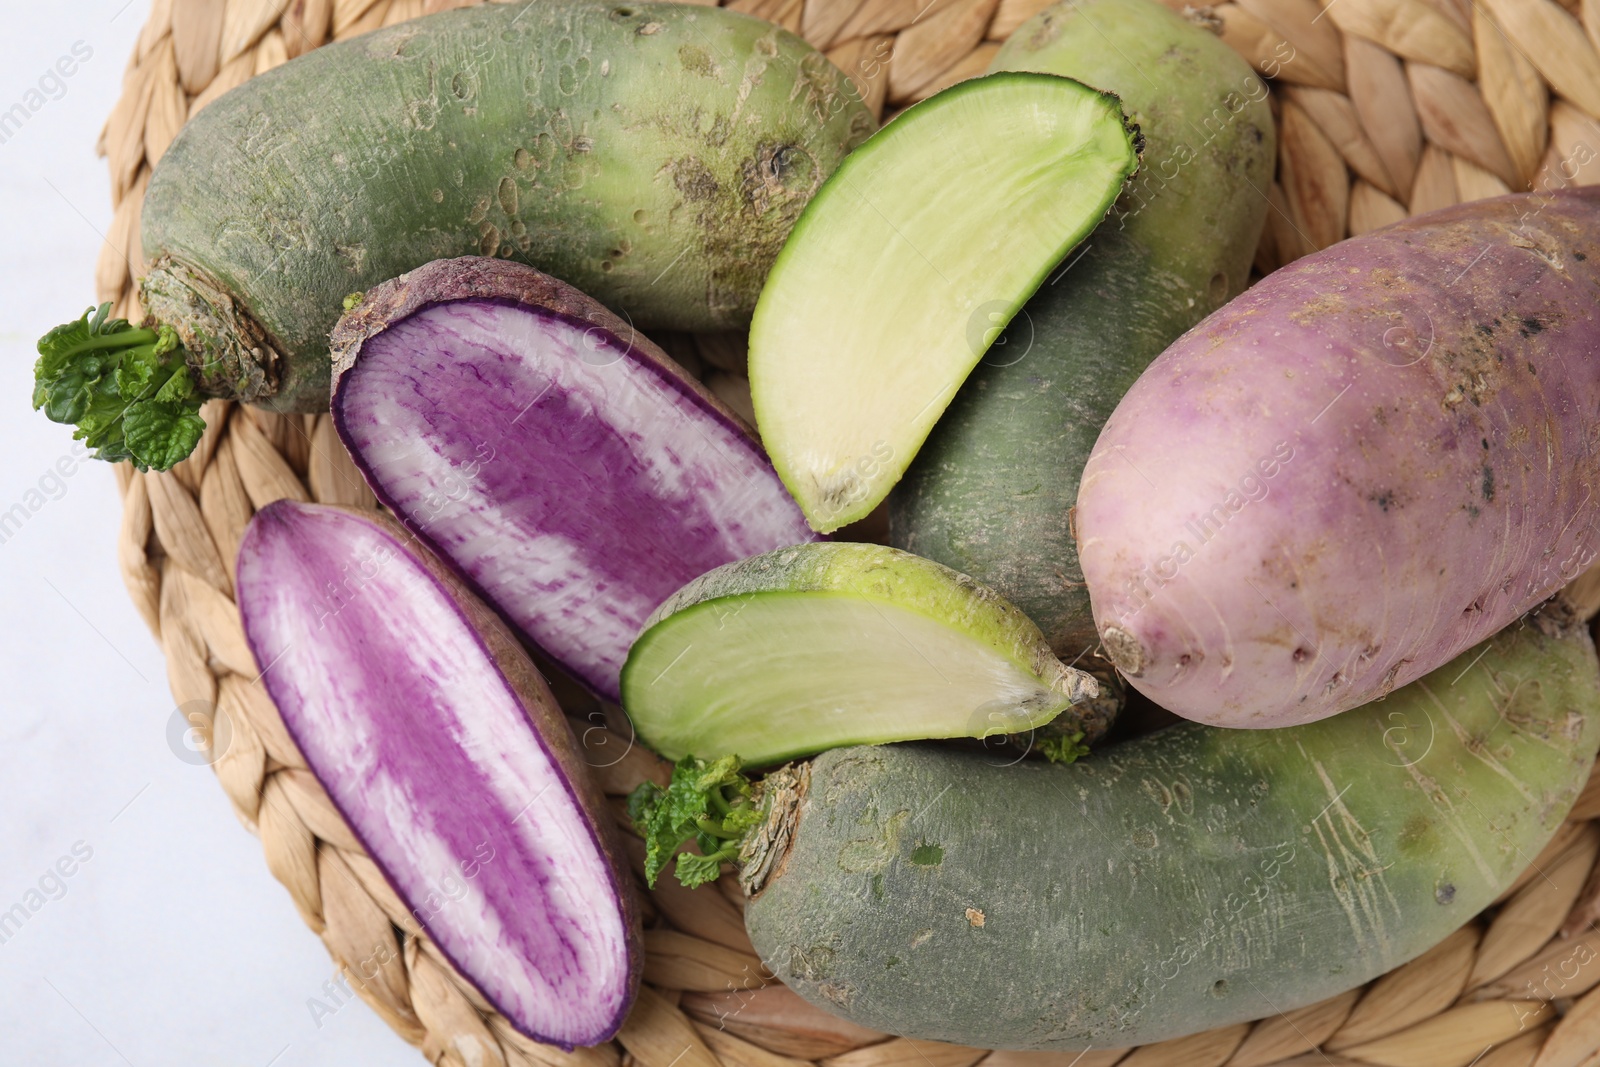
left=628, top=755, right=764, bottom=889
left=34, top=303, right=206, bottom=471
left=1036, top=730, right=1090, bottom=764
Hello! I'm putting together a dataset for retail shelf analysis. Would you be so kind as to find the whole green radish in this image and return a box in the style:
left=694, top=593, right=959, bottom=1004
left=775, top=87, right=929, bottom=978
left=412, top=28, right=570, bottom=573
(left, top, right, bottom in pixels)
left=743, top=618, right=1600, bottom=1049
left=889, top=0, right=1273, bottom=656
left=33, top=1, right=871, bottom=470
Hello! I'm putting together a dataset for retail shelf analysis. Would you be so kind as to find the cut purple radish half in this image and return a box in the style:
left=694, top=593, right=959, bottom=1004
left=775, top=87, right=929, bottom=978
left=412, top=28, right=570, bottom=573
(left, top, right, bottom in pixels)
left=236, top=500, right=640, bottom=1048
left=330, top=257, right=818, bottom=701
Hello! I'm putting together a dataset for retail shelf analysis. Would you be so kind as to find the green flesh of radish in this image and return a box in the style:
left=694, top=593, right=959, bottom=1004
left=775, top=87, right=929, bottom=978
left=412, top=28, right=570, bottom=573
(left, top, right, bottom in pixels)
left=620, top=542, right=1101, bottom=764
left=748, top=71, right=1140, bottom=532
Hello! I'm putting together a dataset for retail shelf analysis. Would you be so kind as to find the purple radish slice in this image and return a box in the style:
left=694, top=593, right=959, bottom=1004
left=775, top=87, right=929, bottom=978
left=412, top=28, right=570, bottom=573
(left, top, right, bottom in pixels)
left=330, top=256, right=817, bottom=701
left=236, top=500, right=640, bottom=1048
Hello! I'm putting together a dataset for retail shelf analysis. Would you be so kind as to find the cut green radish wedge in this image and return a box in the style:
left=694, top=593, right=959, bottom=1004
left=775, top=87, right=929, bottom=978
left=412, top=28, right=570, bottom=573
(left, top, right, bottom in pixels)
left=748, top=72, right=1141, bottom=532
left=620, top=542, right=1105, bottom=764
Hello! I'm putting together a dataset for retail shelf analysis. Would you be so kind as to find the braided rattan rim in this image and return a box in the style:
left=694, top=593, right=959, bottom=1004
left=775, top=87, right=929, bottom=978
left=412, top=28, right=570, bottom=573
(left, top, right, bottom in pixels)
left=100, top=0, right=1600, bottom=1064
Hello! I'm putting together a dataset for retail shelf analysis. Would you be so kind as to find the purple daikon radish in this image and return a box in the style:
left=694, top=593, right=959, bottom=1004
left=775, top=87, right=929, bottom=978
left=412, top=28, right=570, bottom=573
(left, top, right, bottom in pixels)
left=330, top=257, right=816, bottom=701
left=236, top=501, right=640, bottom=1048
left=1077, top=188, right=1600, bottom=728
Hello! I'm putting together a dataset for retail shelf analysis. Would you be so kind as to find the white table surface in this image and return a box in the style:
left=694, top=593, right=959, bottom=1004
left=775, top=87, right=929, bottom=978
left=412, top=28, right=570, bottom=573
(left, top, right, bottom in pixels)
left=0, top=3, right=419, bottom=1063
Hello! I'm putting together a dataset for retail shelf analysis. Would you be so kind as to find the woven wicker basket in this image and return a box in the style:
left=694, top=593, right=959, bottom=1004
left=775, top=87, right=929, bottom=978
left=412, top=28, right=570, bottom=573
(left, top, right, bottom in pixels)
left=97, top=0, right=1600, bottom=1063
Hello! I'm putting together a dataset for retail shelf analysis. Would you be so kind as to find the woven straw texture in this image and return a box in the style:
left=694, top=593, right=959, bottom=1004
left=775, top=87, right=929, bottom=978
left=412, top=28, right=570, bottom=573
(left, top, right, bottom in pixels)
left=96, top=0, right=1600, bottom=1064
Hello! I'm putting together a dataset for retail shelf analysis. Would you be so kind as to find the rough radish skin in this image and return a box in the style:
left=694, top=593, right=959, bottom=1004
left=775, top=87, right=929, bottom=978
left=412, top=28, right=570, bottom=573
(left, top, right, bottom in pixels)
left=745, top=619, right=1600, bottom=1049
left=1078, top=189, right=1600, bottom=728
left=331, top=257, right=815, bottom=701
left=235, top=501, right=640, bottom=1048
left=136, top=0, right=872, bottom=413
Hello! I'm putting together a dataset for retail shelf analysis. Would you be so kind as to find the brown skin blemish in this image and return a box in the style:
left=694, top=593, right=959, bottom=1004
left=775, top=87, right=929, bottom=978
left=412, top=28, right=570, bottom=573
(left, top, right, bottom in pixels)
left=786, top=942, right=836, bottom=983
left=1286, top=292, right=1348, bottom=325
left=1378, top=660, right=1409, bottom=697
left=818, top=981, right=855, bottom=1008
left=335, top=244, right=366, bottom=273
left=679, top=43, right=714, bottom=76
left=689, top=134, right=838, bottom=320
left=792, top=51, right=855, bottom=134
left=671, top=157, right=720, bottom=202
left=620, top=36, right=864, bottom=324
left=742, top=141, right=817, bottom=215
left=1101, top=626, right=1146, bottom=676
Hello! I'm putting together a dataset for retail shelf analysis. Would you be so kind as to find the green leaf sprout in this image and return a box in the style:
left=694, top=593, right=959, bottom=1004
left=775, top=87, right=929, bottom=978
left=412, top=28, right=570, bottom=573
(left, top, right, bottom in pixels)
left=33, top=303, right=205, bottom=472
left=1036, top=730, right=1090, bottom=764
left=627, top=754, right=763, bottom=889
